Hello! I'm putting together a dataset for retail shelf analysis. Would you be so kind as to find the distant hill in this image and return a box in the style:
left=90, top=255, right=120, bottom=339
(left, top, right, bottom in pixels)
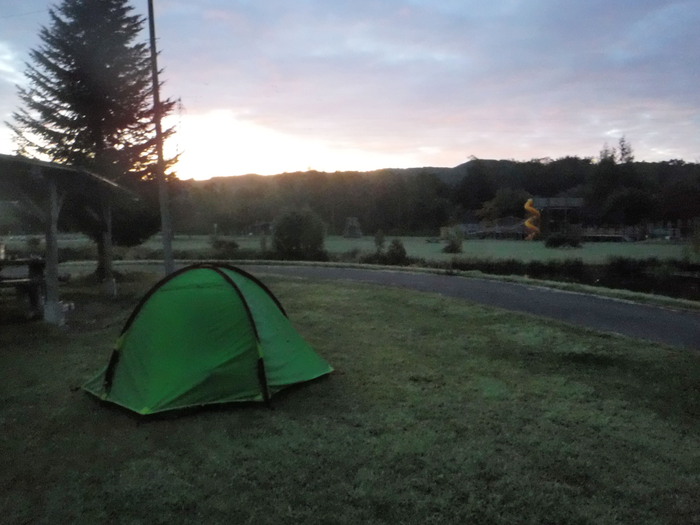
left=173, top=157, right=699, bottom=237
left=192, top=160, right=485, bottom=186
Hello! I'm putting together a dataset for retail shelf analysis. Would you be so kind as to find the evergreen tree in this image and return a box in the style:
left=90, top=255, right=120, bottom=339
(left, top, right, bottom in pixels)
left=7, top=0, right=175, bottom=276
left=618, top=136, right=634, bottom=164
left=272, top=208, right=327, bottom=260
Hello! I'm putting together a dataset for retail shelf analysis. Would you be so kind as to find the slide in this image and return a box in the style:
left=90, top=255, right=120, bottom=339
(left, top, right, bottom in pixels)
left=524, top=198, right=540, bottom=240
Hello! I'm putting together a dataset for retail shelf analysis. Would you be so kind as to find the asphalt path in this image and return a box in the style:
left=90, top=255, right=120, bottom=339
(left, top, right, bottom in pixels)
left=241, top=264, right=700, bottom=351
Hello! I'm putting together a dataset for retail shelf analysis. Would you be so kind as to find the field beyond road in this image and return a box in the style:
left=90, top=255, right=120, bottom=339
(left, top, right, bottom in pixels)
left=1, top=274, right=699, bottom=524
left=323, top=236, right=695, bottom=263
left=1, top=234, right=694, bottom=264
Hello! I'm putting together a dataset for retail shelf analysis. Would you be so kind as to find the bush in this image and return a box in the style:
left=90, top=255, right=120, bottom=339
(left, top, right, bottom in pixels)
left=358, top=239, right=413, bottom=266
left=545, top=232, right=582, bottom=248
left=558, top=259, right=587, bottom=281
left=606, top=256, right=649, bottom=278
left=385, top=239, right=408, bottom=265
left=25, top=236, right=42, bottom=252
left=272, top=208, right=327, bottom=260
left=442, top=230, right=464, bottom=254
left=210, top=237, right=240, bottom=258
left=525, top=260, right=549, bottom=278
left=442, top=240, right=461, bottom=254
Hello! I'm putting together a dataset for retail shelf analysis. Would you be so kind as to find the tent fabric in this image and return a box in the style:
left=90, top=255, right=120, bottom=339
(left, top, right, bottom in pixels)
left=83, top=263, right=332, bottom=414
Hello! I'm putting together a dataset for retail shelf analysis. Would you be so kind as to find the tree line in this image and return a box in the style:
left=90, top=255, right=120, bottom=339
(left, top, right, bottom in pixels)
left=170, top=152, right=700, bottom=237
left=5, top=0, right=698, bottom=254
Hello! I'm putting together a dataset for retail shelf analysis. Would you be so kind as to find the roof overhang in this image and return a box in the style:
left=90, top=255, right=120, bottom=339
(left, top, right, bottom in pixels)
left=0, top=153, right=126, bottom=194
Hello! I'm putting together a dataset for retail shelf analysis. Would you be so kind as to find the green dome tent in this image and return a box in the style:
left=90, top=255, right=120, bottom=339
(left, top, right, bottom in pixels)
left=84, top=263, right=333, bottom=415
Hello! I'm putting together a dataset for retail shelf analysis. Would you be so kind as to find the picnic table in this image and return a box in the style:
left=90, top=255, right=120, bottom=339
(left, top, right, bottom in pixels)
left=0, top=258, right=46, bottom=320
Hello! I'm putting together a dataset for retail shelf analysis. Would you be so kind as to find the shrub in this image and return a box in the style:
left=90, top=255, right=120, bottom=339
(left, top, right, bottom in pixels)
left=559, top=259, right=587, bottom=281
left=545, top=232, right=582, bottom=248
left=358, top=239, right=413, bottom=266
left=484, top=258, right=526, bottom=275
left=442, top=239, right=461, bottom=254
left=606, top=256, right=649, bottom=278
left=26, top=236, right=42, bottom=252
left=272, top=208, right=327, bottom=260
left=525, top=260, right=549, bottom=278
left=210, top=237, right=239, bottom=258
left=385, top=239, right=408, bottom=265
left=442, top=229, right=464, bottom=254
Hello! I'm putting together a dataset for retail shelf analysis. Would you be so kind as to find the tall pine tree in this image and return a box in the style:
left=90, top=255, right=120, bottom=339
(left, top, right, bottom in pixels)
left=7, top=0, right=175, bottom=275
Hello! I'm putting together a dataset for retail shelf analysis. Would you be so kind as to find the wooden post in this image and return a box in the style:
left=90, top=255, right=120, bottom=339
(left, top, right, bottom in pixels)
left=100, top=186, right=117, bottom=296
left=43, top=172, right=64, bottom=325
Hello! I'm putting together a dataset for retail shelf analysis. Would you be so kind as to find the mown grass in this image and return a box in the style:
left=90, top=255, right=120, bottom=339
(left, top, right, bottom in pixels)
left=1, top=275, right=699, bottom=524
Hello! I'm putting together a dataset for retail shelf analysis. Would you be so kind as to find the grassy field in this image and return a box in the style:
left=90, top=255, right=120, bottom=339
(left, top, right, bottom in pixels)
left=146, top=234, right=696, bottom=263
left=2, top=233, right=694, bottom=263
left=1, top=274, right=699, bottom=524
left=326, top=236, right=694, bottom=263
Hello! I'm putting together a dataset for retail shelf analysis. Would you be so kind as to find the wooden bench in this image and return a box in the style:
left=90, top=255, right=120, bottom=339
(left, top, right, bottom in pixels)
left=0, top=259, right=46, bottom=320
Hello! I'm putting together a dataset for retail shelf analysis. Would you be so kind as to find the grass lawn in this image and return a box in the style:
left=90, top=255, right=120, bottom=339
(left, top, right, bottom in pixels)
left=1, top=274, right=699, bottom=524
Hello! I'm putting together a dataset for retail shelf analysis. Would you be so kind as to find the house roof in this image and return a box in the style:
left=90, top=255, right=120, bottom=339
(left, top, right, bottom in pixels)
left=0, top=153, right=123, bottom=194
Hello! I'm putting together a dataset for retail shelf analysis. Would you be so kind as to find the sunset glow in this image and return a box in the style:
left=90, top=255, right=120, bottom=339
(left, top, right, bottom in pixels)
left=165, top=110, right=424, bottom=180
left=1, top=2, right=698, bottom=177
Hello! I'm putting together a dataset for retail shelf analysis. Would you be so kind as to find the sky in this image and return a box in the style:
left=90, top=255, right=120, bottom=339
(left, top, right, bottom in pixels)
left=0, top=0, right=698, bottom=180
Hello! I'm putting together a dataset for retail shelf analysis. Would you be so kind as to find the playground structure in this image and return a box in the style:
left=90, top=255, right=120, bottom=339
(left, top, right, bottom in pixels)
left=524, top=198, right=541, bottom=240
left=452, top=197, right=584, bottom=240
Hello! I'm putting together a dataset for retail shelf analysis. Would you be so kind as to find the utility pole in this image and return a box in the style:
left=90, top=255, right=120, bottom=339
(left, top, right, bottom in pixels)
left=147, top=0, right=175, bottom=274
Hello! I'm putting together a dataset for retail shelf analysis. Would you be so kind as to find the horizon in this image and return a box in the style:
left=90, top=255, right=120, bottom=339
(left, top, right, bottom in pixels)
left=178, top=154, right=697, bottom=184
left=1, top=1, right=698, bottom=181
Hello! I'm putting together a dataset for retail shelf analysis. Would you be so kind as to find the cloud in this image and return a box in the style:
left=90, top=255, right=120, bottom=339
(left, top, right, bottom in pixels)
left=1, top=0, right=698, bottom=169
left=0, top=41, right=25, bottom=154
left=161, top=2, right=697, bottom=117
left=0, top=42, right=24, bottom=86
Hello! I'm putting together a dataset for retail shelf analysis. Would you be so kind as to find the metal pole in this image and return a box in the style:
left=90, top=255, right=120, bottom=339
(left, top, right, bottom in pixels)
left=147, top=0, right=175, bottom=275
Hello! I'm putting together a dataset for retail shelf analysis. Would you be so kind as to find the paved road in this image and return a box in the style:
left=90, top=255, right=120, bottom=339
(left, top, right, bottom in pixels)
left=241, top=264, right=700, bottom=351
